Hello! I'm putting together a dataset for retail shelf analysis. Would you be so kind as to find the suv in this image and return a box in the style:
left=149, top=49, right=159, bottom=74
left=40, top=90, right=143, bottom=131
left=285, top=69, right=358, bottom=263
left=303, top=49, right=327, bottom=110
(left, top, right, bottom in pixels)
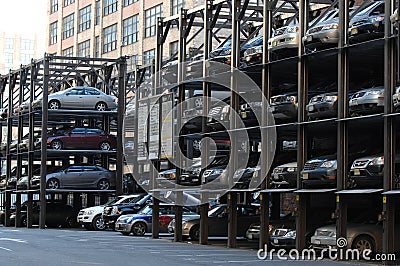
left=307, top=92, right=338, bottom=120
left=102, top=194, right=151, bottom=228
left=270, top=93, right=298, bottom=121
left=270, top=162, right=298, bottom=188
left=349, top=87, right=384, bottom=116
left=300, top=156, right=337, bottom=188
left=77, top=194, right=146, bottom=230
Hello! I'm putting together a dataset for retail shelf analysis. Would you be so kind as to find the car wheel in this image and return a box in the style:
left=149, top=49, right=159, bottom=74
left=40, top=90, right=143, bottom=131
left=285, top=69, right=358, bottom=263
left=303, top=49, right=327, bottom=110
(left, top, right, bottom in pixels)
left=47, top=178, right=60, bottom=189
left=97, top=179, right=110, bottom=190
left=51, top=139, right=63, bottom=150
left=95, top=102, right=107, bottom=111
left=100, top=141, right=111, bottom=151
left=92, top=215, right=106, bottom=231
left=132, top=222, right=146, bottom=236
left=48, top=100, right=61, bottom=110
left=66, top=217, right=78, bottom=228
left=189, top=225, right=200, bottom=241
left=351, top=235, right=375, bottom=254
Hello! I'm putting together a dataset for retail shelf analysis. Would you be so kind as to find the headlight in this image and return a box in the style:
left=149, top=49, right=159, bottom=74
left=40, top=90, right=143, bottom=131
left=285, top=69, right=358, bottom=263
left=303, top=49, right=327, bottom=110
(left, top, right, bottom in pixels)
left=85, top=210, right=94, bottom=215
left=285, top=230, right=296, bottom=237
left=286, top=167, right=297, bottom=172
left=222, top=106, right=230, bottom=114
left=286, top=96, right=297, bottom=103
left=369, top=156, right=384, bottom=166
left=223, top=49, right=231, bottom=55
left=234, top=168, right=246, bottom=177
left=254, top=46, right=263, bottom=54
left=322, top=23, right=339, bottom=30
left=324, top=95, right=338, bottom=102
left=213, top=169, right=228, bottom=175
left=371, top=15, right=384, bottom=23
left=320, top=160, right=337, bottom=168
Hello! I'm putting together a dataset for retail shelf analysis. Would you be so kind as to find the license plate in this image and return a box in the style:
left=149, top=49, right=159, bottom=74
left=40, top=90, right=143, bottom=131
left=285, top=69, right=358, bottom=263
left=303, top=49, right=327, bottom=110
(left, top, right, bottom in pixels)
left=273, top=239, right=279, bottom=244
left=307, top=105, right=314, bottom=112
left=314, top=239, right=321, bottom=245
left=303, top=173, right=308, bottom=179
left=350, top=28, right=358, bottom=35
left=354, top=169, right=360, bottom=176
left=192, top=179, right=198, bottom=182
left=306, top=36, right=312, bottom=42
left=241, top=112, right=247, bottom=118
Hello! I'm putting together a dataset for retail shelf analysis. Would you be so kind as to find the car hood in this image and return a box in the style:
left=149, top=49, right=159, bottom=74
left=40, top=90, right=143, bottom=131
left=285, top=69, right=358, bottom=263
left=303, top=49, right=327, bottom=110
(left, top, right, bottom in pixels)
left=276, top=162, right=297, bottom=168
left=306, top=155, right=336, bottom=163
left=80, top=205, right=104, bottom=213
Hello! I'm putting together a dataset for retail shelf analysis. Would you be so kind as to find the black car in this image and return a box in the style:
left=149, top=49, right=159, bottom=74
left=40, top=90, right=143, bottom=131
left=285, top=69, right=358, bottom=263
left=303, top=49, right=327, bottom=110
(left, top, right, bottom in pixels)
left=231, top=152, right=261, bottom=189
left=0, top=164, right=41, bottom=190
left=269, top=162, right=298, bottom=188
left=10, top=201, right=79, bottom=228
left=349, top=1, right=385, bottom=44
left=306, top=92, right=338, bottom=120
left=270, top=93, right=298, bottom=121
left=209, top=38, right=259, bottom=65
left=102, top=194, right=151, bottom=228
left=181, top=155, right=230, bottom=185
left=300, top=155, right=337, bottom=188
left=270, top=228, right=296, bottom=249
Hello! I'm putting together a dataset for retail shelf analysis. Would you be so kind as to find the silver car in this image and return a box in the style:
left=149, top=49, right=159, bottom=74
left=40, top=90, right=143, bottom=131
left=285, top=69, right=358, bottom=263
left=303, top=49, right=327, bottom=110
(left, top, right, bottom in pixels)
left=392, top=86, right=400, bottom=111
left=349, top=87, right=384, bottom=116
left=32, top=86, right=117, bottom=111
left=31, top=165, right=116, bottom=190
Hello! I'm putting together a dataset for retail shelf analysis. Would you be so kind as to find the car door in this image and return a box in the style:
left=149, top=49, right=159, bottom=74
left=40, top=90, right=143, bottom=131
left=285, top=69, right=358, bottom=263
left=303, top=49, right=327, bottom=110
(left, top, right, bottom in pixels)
left=60, top=88, right=84, bottom=109
left=85, top=128, right=102, bottom=149
left=61, top=166, right=83, bottom=188
left=208, top=206, right=229, bottom=236
left=84, top=88, right=102, bottom=109
left=82, top=166, right=101, bottom=188
left=67, top=128, right=86, bottom=149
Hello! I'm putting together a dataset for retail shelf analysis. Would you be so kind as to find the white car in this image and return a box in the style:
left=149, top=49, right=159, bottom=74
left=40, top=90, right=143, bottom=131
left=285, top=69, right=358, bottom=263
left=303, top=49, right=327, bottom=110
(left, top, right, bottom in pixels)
left=77, top=194, right=144, bottom=230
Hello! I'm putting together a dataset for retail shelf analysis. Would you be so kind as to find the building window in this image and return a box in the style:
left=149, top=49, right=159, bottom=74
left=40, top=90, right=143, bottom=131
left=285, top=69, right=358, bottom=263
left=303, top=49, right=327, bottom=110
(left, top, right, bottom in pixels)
left=5, top=38, right=14, bottom=50
left=50, top=0, right=58, bottom=13
left=171, top=0, right=184, bottom=16
left=4, top=53, right=13, bottom=64
left=63, top=0, right=74, bottom=7
left=122, top=15, right=139, bottom=45
left=143, top=49, right=155, bottom=65
left=102, top=24, right=117, bottom=53
left=95, top=36, right=100, bottom=57
left=123, top=0, right=136, bottom=7
left=103, top=0, right=117, bottom=16
left=21, top=54, right=33, bottom=64
left=21, top=39, right=34, bottom=51
left=95, top=1, right=100, bottom=25
left=62, top=13, right=74, bottom=40
left=78, top=40, right=90, bottom=57
left=62, top=47, right=73, bottom=57
left=169, top=41, right=178, bottom=57
left=49, top=22, right=58, bottom=45
left=145, top=4, right=162, bottom=38
left=79, top=5, right=91, bottom=33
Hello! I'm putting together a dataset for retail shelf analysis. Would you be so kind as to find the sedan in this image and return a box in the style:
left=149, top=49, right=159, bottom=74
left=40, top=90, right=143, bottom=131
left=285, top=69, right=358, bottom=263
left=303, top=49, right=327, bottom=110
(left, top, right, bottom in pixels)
left=31, top=165, right=116, bottom=190
left=32, top=86, right=117, bottom=111
left=47, top=127, right=117, bottom=150
left=349, top=87, right=384, bottom=116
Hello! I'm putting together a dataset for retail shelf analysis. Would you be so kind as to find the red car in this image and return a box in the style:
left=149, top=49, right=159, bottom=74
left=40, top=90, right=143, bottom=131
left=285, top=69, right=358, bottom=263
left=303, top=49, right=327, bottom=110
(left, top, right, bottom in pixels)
left=47, top=127, right=116, bottom=150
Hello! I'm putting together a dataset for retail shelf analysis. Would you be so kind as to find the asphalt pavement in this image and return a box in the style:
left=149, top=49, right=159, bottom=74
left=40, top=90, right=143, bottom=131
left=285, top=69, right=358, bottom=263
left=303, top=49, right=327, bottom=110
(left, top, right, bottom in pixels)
left=0, top=227, right=369, bottom=266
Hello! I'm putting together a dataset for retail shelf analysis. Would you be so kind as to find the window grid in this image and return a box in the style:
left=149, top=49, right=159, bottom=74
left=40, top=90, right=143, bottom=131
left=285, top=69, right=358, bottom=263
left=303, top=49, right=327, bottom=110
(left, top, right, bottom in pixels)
left=51, top=0, right=58, bottom=13
left=62, top=47, right=73, bottom=57
left=63, top=0, right=75, bottom=7
left=123, top=0, right=137, bottom=7
left=79, top=5, right=91, bottom=33
left=171, top=0, right=184, bottom=16
left=49, top=22, right=58, bottom=45
left=143, top=49, right=155, bottom=65
left=62, top=13, right=74, bottom=40
left=103, top=0, right=117, bottom=16
left=5, top=39, right=13, bottom=50
left=78, top=40, right=90, bottom=57
left=95, top=36, right=100, bottom=57
left=145, top=4, right=162, bottom=38
left=95, top=1, right=100, bottom=25
left=21, top=39, right=34, bottom=51
left=102, top=24, right=117, bottom=54
left=122, top=15, right=139, bottom=45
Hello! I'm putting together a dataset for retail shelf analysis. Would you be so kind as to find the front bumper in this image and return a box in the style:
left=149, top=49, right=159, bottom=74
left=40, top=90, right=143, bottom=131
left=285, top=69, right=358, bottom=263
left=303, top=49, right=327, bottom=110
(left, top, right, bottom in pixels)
left=307, top=102, right=337, bottom=119
left=115, top=222, right=132, bottom=233
left=269, top=33, right=299, bottom=52
left=270, top=237, right=296, bottom=248
left=310, top=236, right=337, bottom=249
left=270, top=172, right=297, bottom=188
left=349, top=96, right=384, bottom=114
left=349, top=22, right=384, bottom=44
left=303, top=30, right=339, bottom=50
left=301, top=169, right=337, bottom=188
left=271, top=103, right=297, bottom=120
left=246, top=230, right=260, bottom=240
left=242, top=53, right=262, bottom=66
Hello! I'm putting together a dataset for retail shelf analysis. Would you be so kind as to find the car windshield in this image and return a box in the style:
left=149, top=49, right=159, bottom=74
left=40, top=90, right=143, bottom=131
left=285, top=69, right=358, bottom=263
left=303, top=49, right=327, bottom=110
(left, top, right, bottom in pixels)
left=208, top=205, right=224, bottom=217
left=211, top=156, right=229, bottom=166
left=139, top=205, right=152, bottom=215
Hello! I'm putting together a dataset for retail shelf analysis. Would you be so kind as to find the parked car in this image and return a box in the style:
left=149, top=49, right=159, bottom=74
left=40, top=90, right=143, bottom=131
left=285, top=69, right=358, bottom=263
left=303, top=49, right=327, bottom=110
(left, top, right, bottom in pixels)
left=32, top=86, right=118, bottom=111
left=390, top=8, right=399, bottom=25
left=209, top=39, right=247, bottom=64
left=300, top=155, right=337, bottom=188
left=269, top=162, right=298, bottom=188
left=17, top=165, right=64, bottom=190
left=102, top=194, right=152, bottom=228
left=30, top=165, right=116, bottom=190
left=181, top=155, right=230, bottom=185
left=307, top=92, right=338, bottom=120
left=10, top=201, right=79, bottom=228
left=77, top=194, right=146, bottom=230
left=348, top=1, right=385, bottom=44
left=270, top=93, right=298, bottom=121
left=227, top=152, right=260, bottom=189
left=115, top=203, right=197, bottom=236
left=349, top=87, right=384, bottom=116
left=47, top=127, right=117, bottom=150
left=169, top=204, right=260, bottom=241
left=245, top=214, right=295, bottom=241
left=0, top=164, right=41, bottom=190
left=391, top=86, right=400, bottom=111
left=270, top=228, right=296, bottom=248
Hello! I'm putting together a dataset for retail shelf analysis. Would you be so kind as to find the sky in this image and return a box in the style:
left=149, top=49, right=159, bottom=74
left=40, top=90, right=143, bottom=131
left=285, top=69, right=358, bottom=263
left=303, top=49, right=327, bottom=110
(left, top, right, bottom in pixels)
left=0, top=0, right=47, bottom=53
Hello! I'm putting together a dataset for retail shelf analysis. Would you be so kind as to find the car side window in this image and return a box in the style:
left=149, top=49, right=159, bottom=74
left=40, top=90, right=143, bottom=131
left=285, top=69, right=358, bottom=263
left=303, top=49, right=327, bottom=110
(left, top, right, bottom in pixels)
left=86, top=129, right=102, bottom=135
left=71, top=128, right=86, bottom=135
left=67, top=166, right=83, bottom=173
left=68, top=89, right=81, bottom=95
left=86, top=88, right=101, bottom=95
left=83, top=166, right=97, bottom=172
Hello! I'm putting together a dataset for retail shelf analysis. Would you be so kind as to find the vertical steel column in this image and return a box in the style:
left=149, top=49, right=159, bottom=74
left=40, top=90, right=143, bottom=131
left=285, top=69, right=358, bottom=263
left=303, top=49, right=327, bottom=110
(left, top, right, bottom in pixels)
left=296, top=0, right=309, bottom=251
left=116, top=57, right=127, bottom=196
left=200, top=0, right=213, bottom=246
left=39, top=56, right=50, bottom=229
left=228, top=0, right=241, bottom=249
left=336, top=0, right=349, bottom=249
left=15, top=70, right=24, bottom=227
left=27, top=61, right=35, bottom=228
left=383, top=0, right=396, bottom=255
left=259, top=0, right=275, bottom=250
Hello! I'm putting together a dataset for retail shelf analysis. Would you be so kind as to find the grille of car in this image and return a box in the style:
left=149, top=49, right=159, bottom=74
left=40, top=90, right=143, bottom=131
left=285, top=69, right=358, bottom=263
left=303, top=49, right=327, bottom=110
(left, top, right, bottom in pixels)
left=209, top=107, right=222, bottom=116
left=274, top=27, right=287, bottom=37
left=303, top=161, right=321, bottom=171
left=352, top=91, right=366, bottom=98
left=311, top=96, right=324, bottom=103
left=353, top=160, right=370, bottom=167
left=273, top=167, right=284, bottom=174
left=308, top=26, right=323, bottom=34
left=270, top=96, right=288, bottom=104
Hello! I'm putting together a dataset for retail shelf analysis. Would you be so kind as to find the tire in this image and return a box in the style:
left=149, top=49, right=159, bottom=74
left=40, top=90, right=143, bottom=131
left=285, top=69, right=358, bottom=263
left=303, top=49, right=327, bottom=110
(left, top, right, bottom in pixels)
left=132, top=222, right=146, bottom=236
left=95, top=102, right=107, bottom=111
left=97, top=179, right=110, bottom=190
left=66, top=217, right=78, bottom=228
left=91, top=215, right=106, bottom=231
left=48, top=100, right=61, bottom=110
left=189, top=225, right=200, bottom=241
left=99, top=141, right=111, bottom=151
left=47, top=178, right=60, bottom=189
left=51, top=139, right=63, bottom=150
left=351, top=235, right=376, bottom=254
